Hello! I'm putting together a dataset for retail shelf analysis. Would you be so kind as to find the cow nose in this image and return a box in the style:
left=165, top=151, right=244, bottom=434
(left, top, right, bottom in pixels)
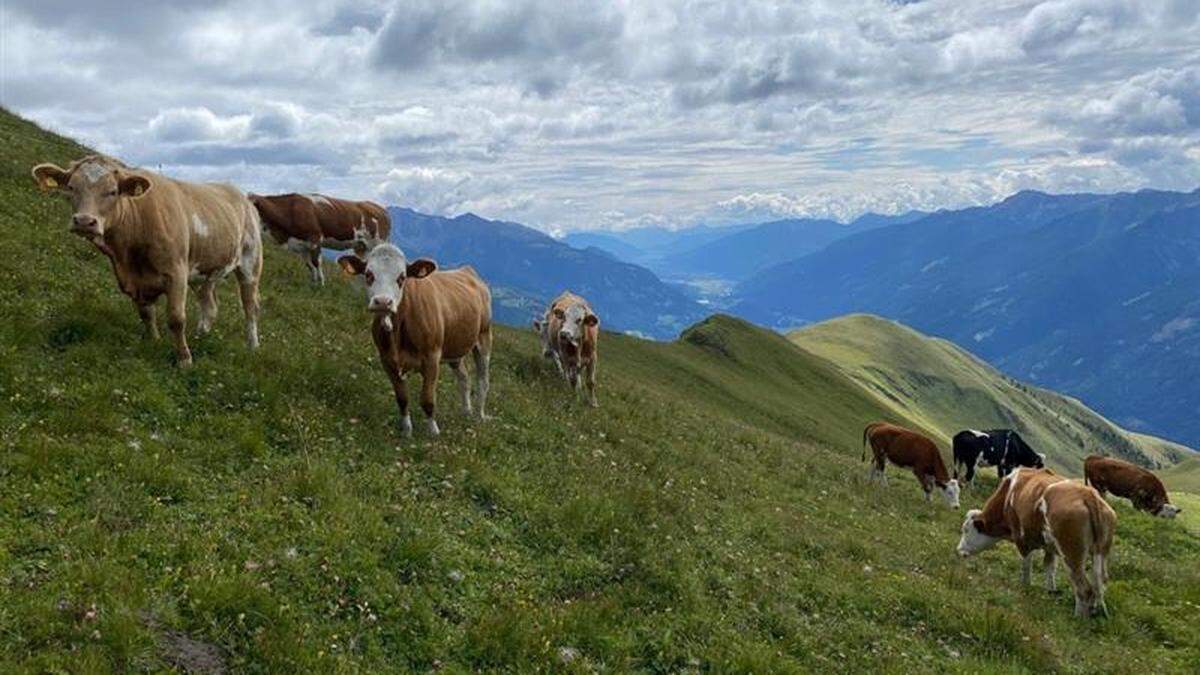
left=72, top=214, right=97, bottom=231
left=368, top=296, right=392, bottom=312
left=559, top=331, right=570, bottom=340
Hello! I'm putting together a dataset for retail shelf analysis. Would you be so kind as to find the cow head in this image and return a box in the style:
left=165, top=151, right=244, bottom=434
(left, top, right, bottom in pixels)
left=1155, top=502, right=1181, bottom=519
left=32, top=157, right=151, bottom=239
left=337, top=243, right=436, bottom=319
left=940, top=479, right=961, bottom=509
left=554, top=303, right=599, bottom=348
left=957, top=509, right=1000, bottom=557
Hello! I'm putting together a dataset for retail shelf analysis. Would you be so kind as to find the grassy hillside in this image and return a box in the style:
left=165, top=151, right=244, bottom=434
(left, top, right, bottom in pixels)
left=790, top=314, right=1190, bottom=474
left=1161, top=456, right=1200, bottom=493
left=2, top=110, right=1199, bottom=673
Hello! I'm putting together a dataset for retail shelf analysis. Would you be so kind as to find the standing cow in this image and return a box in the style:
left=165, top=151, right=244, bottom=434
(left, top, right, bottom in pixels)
left=957, top=468, right=1117, bottom=617
left=863, top=422, right=960, bottom=508
left=535, top=292, right=600, bottom=407
left=1084, top=455, right=1181, bottom=519
left=32, top=155, right=262, bottom=367
left=338, top=243, right=491, bottom=437
left=953, top=428, right=1045, bottom=485
left=250, top=193, right=390, bottom=286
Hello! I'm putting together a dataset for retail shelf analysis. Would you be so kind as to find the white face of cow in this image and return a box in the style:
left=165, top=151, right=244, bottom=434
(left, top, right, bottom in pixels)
left=1156, top=503, right=1181, bottom=519
left=957, top=509, right=1000, bottom=557
left=337, top=243, right=436, bottom=316
left=555, top=303, right=598, bottom=347
left=32, top=159, right=151, bottom=239
left=941, top=479, right=962, bottom=509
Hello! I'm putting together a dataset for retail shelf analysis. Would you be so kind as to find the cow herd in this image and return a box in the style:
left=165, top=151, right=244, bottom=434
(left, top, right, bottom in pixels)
left=864, top=421, right=1182, bottom=617
left=31, top=155, right=599, bottom=436
left=32, top=155, right=1183, bottom=620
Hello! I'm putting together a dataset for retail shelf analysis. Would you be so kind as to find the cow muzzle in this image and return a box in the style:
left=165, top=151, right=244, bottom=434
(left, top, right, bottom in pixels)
left=368, top=296, right=396, bottom=314
left=71, top=214, right=102, bottom=237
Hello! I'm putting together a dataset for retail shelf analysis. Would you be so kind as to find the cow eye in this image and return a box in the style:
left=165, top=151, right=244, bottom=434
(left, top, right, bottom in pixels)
left=396, top=272, right=406, bottom=282
left=364, top=271, right=375, bottom=284
left=105, top=190, right=118, bottom=197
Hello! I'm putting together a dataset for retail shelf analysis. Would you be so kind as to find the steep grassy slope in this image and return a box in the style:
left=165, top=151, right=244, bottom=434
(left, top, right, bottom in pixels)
left=790, top=315, right=1191, bottom=473
left=1161, top=456, right=1200, bottom=493
left=2, top=110, right=1199, bottom=673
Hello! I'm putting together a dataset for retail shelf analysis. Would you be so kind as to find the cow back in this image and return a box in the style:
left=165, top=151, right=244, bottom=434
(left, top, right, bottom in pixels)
left=397, top=266, right=491, bottom=361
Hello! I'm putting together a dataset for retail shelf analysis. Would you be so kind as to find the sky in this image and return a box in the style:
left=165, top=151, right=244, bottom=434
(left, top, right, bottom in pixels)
left=2, top=0, right=1199, bottom=233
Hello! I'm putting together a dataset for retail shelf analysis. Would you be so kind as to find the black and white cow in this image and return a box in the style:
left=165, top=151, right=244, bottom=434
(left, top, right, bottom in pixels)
left=953, top=428, right=1045, bottom=486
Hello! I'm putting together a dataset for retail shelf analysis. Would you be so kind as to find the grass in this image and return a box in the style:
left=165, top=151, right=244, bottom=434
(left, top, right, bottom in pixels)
left=789, top=314, right=1190, bottom=473
left=1161, top=456, right=1200, bottom=493
left=1, top=109, right=1198, bottom=673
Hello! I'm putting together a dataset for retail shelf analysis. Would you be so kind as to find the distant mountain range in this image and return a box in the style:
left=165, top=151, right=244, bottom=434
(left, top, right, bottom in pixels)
left=386, top=188, right=1199, bottom=448
left=734, top=188, right=1200, bottom=447
left=386, top=208, right=706, bottom=339
left=565, top=212, right=926, bottom=283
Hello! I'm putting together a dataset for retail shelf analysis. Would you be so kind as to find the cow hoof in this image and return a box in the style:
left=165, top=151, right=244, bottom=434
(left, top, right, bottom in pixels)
left=177, top=356, right=194, bottom=369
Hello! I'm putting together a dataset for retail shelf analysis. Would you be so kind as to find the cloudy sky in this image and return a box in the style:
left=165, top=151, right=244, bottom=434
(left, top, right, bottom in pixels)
left=2, top=0, right=1198, bottom=232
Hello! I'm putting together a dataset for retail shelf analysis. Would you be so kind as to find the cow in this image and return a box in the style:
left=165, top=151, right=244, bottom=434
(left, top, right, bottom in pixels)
left=249, top=193, right=390, bottom=286
left=953, top=428, right=1045, bottom=485
left=862, top=422, right=960, bottom=508
left=536, top=292, right=600, bottom=407
left=32, top=155, right=262, bottom=367
left=1084, top=455, right=1180, bottom=519
left=337, top=242, right=491, bottom=437
left=952, top=429, right=1000, bottom=487
left=957, top=468, right=1117, bottom=617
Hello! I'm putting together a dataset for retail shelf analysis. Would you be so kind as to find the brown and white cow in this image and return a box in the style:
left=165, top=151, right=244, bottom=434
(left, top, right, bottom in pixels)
left=338, top=242, right=491, bottom=437
left=32, top=155, right=262, bottom=367
left=863, top=422, right=961, bottom=508
left=537, top=291, right=600, bottom=407
left=957, top=468, right=1117, bottom=617
left=250, top=193, right=390, bottom=285
left=1085, top=455, right=1180, bottom=519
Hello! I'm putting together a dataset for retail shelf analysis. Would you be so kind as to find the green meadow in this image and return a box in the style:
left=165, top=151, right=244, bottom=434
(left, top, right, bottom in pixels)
left=2, top=109, right=1197, bottom=673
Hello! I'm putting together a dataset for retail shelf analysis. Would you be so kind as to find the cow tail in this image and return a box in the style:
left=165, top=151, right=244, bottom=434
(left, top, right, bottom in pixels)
left=862, top=423, right=875, bottom=462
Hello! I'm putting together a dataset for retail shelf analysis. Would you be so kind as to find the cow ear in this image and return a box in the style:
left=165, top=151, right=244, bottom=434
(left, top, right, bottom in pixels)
left=32, top=163, right=70, bottom=192
left=407, top=258, right=436, bottom=278
left=532, top=318, right=543, bottom=331
left=338, top=254, right=367, bottom=276
left=553, top=308, right=566, bottom=320
left=583, top=313, right=599, bottom=327
left=118, top=174, right=151, bottom=198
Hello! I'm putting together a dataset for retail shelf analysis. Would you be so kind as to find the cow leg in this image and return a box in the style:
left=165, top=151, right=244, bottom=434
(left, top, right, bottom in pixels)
left=133, top=299, right=159, bottom=340
left=1065, top=557, right=1096, bottom=617
left=1091, top=554, right=1108, bottom=617
left=583, top=359, right=598, bottom=408
left=471, top=341, right=492, bottom=421
left=1020, top=551, right=1035, bottom=586
left=1043, top=548, right=1058, bottom=592
left=307, top=243, right=324, bottom=286
left=235, top=224, right=263, bottom=350
left=420, top=353, right=441, bottom=436
left=450, top=359, right=473, bottom=416
left=196, top=278, right=219, bottom=336
left=387, top=368, right=412, bottom=438
left=165, top=273, right=192, bottom=367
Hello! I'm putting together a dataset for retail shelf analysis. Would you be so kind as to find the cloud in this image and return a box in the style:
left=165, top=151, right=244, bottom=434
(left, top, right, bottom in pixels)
left=2, top=0, right=1198, bottom=233
left=377, top=166, right=533, bottom=216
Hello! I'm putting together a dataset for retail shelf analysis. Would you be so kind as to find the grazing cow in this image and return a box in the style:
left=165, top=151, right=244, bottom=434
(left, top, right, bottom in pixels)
left=953, top=428, right=1045, bottom=484
left=953, top=429, right=1000, bottom=486
left=250, top=193, right=390, bottom=285
left=1084, top=455, right=1180, bottom=519
left=337, top=242, right=491, bottom=437
left=32, top=155, right=262, bottom=367
left=538, top=292, right=600, bottom=407
left=957, top=468, right=1116, bottom=617
left=862, top=422, right=960, bottom=508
